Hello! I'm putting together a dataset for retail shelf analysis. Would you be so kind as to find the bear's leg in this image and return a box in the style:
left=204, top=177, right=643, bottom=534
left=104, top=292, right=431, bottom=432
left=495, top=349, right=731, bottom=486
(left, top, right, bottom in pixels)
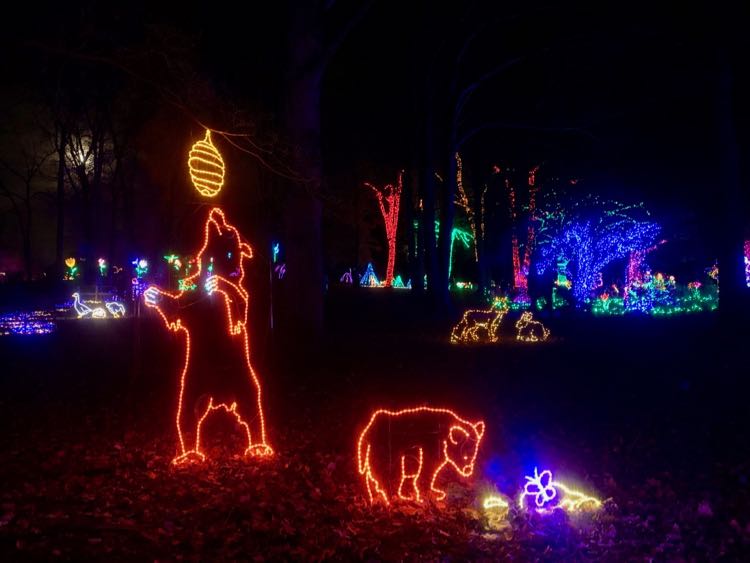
left=172, top=390, right=207, bottom=465
left=429, top=459, right=449, bottom=501
left=366, top=472, right=389, bottom=505
left=233, top=384, right=273, bottom=458
left=397, top=448, right=424, bottom=502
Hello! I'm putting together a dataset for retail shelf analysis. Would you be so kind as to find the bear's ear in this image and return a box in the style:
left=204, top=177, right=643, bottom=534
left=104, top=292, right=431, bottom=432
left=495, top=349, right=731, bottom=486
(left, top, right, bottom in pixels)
left=473, top=421, right=485, bottom=440
left=207, top=207, right=228, bottom=227
left=449, top=426, right=469, bottom=444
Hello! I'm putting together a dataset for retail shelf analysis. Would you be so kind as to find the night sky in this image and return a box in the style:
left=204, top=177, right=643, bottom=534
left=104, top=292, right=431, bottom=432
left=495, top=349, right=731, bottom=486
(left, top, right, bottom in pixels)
left=1, top=1, right=747, bottom=273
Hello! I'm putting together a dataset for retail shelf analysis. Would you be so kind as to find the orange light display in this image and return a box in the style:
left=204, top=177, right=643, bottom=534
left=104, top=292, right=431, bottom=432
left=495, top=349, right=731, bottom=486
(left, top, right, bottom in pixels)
left=450, top=308, right=506, bottom=344
left=189, top=130, right=225, bottom=197
left=356, top=407, right=485, bottom=505
left=143, top=208, right=273, bottom=464
left=515, top=312, right=550, bottom=342
left=364, top=172, right=403, bottom=287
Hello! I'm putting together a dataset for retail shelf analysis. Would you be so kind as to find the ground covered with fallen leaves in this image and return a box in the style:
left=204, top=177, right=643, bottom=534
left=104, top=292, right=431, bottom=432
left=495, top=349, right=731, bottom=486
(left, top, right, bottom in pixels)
left=1, top=299, right=749, bottom=559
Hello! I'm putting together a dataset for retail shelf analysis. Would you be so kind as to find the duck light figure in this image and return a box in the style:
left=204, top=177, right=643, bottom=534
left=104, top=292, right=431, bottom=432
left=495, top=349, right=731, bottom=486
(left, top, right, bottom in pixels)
left=72, top=293, right=92, bottom=318
left=71, top=293, right=116, bottom=319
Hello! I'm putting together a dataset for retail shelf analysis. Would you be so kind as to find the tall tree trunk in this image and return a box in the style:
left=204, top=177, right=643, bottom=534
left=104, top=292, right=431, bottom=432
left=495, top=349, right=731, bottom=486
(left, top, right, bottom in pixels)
left=78, top=168, right=93, bottom=282
left=23, top=182, right=32, bottom=281
left=715, top=55, right=747, bottom=329
left=420, top=105, right=438, bottom=295
left=282, top=8, right=324, bottom=339
left=435, top=146, right=456, bottom=303
left=91, top=132, right=105, bottom=263
left=55, top=127, right=66, bottom=275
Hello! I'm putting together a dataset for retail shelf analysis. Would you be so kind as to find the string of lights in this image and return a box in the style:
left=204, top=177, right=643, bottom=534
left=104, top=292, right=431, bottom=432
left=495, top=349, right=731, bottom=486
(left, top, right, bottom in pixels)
left=144, top=208, right=273, bottom=464
left=356, top=407, right=484, bottom=505
left=519, top=468, right=601, bottom=513
left=364, top=172, right=403, bottom=287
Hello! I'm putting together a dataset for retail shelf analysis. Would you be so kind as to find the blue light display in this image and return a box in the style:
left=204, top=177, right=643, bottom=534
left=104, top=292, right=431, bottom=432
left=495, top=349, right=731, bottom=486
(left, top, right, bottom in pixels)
left=537, top=217, right=660, bottom=304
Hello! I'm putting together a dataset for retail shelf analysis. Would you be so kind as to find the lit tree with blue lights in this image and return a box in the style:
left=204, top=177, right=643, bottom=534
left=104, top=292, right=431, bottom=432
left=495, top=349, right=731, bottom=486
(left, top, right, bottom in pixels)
left=536, top=197, right=661, bottom=304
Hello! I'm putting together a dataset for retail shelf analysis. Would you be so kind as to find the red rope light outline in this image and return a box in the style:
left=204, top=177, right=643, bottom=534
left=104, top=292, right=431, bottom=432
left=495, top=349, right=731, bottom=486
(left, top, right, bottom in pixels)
left=356, top=407, right=485, bottom=505
left=364, top=171, right=403, bottom=287
left=144, top=208, right=273, bottom=465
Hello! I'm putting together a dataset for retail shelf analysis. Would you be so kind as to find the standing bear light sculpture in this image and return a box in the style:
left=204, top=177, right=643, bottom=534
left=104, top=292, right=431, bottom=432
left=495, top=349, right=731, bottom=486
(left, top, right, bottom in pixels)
left=144, top=208, right=273, bottom=464
left=357, top=407, right=485, bottom=505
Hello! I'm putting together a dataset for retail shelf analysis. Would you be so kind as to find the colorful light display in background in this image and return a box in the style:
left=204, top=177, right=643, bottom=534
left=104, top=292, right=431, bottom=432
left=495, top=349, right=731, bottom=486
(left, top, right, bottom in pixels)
left=97, top=258, right=108, bottom=276
left=132, top=258, right=149, bottom=278
left=745, top=240, right=750, bottom=287
left=272, top=242, right=280, bottom=264
left=356, top=407, right=484, bottom=505
left=515, top=312, right=550, bottom=342
left=359, top=263, right=380, bottom=287
left=625, top=239, right=666, bottom=288
left=164, top=254, right=182, bottom=271
left=0, top=311, right=55, bottom=335
left=449, top=227, right=474, bottom=280
left=340, top=269, right=353, bottom=284
left=450, top=307, right=506, bottom=344
left=454, top=153, right=478, bottom=261
left=64, top=257, right=79, bottom=280
left=364, top=172, right=403, bottom=287
left=274, top=263, right=286, bottom=279
left=188, top=129, right=225, bottom=197
left=71, top=293, right=126, bottom=319
left=143, top=208, right=273, bottom=464
left=519, top=468, right=601, bottom=513
left=537, top=219, right=661, bottom=304
left=592, top=273, right=718, bottom=316
left=392, top=275, right=411, bottom=289
left=504, top=166, right=540, bottom=302
left=536, top=197, right=660, bottom=304
left=454, top=280, right=474, bottom=291
left=491, top=296, right=530, bottom=312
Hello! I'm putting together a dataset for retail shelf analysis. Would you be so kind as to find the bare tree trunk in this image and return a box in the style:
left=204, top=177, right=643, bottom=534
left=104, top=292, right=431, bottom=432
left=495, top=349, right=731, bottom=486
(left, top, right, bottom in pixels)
left=55, top=126, right=66, bottom=275
left=420, top=106, right=438, bottom=294
left=23, top=180, right=32, bottom=281
left=715, top=55, right=747, bottom=328
left=282, top=10, right=324, bottom=338
left=435, top=145, right=456, bottom=303
left=91, top=132, right=105, bottom=263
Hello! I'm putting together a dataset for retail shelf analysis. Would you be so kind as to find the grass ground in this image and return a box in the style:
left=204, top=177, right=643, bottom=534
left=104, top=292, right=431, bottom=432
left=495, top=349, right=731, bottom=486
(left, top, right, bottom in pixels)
left=1, top=294, right=748, bottom=559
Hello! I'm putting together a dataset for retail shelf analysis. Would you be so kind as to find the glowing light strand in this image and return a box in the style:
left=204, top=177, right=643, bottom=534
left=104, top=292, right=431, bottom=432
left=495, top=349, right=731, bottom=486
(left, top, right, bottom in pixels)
left=450, top=307, right=506, bottom=344
left=0, top=311, right=55, bottom=335
left=359, top=263, right=380, bottom=287
left=519, top=468, right=602, bottom=513
left=515, top=312, right=550, bottom=342
left=356, top=407, right=485, bottom=505
left=364, top=172, right=403, bottom=287
left=454, top=153, right=478, bottom=261
left=143, top=208, right=273, bottom=464
left=188, top=130, right=225, bottom=197
left=537, top=197, right=659, bottom=304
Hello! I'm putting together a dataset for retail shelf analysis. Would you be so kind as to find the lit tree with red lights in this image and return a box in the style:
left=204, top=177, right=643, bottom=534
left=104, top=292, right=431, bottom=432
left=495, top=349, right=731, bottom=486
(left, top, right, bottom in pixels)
left=502, top=165, right=542, bottom=301
left=365, top=171, right=403, bottom=287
